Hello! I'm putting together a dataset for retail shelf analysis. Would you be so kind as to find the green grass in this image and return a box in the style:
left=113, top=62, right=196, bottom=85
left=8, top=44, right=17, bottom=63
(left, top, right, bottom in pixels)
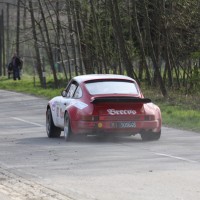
left=160, top=105, right=200, bottom=132
left=0, top=75, right=200, bottom=133
left=0, top=75, right=62, bottom=99
left=143, top=87, right=200, bottom=132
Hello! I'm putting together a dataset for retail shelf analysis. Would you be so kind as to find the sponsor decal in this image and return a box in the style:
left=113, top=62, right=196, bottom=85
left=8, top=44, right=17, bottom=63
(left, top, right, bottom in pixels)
left=107, top=109, right=136, bottom=115
left=73, top=101, right=88, bottom=110
left=60, top=108, right=64, bottom=118
left=51, top=102, right=56, bottom=111
left=56, top=107, right=59, bottom=117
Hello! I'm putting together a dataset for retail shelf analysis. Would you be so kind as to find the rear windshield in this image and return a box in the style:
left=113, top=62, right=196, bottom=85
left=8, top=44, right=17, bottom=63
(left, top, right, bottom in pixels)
left=85, top=81, right=139, bottom=95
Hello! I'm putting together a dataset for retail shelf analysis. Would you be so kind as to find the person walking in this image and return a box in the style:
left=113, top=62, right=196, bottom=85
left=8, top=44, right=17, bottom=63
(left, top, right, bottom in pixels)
left=11, top=52, right=22, bottom=80
left=7, top=62, right=13, bottom=79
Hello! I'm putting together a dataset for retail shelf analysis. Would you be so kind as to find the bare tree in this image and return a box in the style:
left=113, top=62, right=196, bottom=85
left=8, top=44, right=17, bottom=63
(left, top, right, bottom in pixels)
left=71, top=0, right=84, bottom=74
left=132, top=0, right=151, bottom=84
left=16, top=0, right=20, bottom=55
left=0, top=11, right=2, bottom=76
left=90, top=0, right=108, bottom=73
left=142, top=0, right=167, bottom=97
left=108, top=0, right=139, bottom=82
left=43, top=0, right=69, bottom=80
left=38, top=0, right=58, bottom=88
left=28, top=0, right=43, bottom=86
left=6, top=3, right=10, bottom=66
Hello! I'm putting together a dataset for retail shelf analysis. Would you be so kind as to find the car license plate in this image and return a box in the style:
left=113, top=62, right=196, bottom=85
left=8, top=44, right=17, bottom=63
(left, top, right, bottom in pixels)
left=118, top=122, right=136, bottom=128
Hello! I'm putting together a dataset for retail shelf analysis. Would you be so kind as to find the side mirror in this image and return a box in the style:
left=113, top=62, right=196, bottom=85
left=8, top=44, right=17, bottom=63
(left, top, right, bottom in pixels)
left=61, top=90, right=67, bottom=97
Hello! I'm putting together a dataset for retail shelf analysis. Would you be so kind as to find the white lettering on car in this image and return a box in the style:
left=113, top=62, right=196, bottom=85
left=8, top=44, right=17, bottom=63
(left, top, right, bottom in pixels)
left=107, top=109, right=136, bottom=115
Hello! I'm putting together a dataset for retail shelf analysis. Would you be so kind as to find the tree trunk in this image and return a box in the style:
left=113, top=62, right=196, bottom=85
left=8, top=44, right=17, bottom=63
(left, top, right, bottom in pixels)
left=162, top=0, right=173, bottom=87
left=66, top=0, right=78, bottom=76
left=71, top=0, right=84, bottom=74
left=1, top=10, right=5, bottom=76
left=90, top=0, right=108, bottom=73
left=55, top=1, right=61, bottom=73
left=132, top=0, right=151, bottom=84
left=28, top=0, right=43, bottom=86
left=0, top=13, right=2, bottom=76
left=6, top=3, right=10, bottom=65
left=16, top=0, right=20, bottom=55
left=38, top=0, right=58, bottom=88
left=142, top=0, right=167, bottom=97
left=108, top=0, right=139, bottom=82
left=43, top=0, right=68, bottom=80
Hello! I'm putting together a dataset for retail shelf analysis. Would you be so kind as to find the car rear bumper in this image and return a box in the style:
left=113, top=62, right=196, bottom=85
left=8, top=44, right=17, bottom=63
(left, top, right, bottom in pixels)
left=71, top=120, right=161, bottom=134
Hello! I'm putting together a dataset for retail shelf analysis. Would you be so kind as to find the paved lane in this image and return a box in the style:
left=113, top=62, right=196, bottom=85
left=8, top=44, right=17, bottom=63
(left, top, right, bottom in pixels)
left=0, top=89, right=200, bottom=200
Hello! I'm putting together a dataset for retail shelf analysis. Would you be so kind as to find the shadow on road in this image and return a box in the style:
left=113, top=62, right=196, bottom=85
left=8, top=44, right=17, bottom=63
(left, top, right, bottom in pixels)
left=16, top=133, right=143, bottom=146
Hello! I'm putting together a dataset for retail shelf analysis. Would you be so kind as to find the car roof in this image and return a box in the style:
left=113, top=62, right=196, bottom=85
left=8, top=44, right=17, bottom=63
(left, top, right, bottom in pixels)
left=72, top=74, right=135, bottom=84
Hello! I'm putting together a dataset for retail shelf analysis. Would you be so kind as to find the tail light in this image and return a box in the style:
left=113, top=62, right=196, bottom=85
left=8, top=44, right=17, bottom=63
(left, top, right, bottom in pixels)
left=81, top=116, right=99, bottom=121
left=144, top=115, right=155, bottom=121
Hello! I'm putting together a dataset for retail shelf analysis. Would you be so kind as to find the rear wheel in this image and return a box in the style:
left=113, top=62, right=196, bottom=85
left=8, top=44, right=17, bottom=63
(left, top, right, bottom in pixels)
left=141, top=131, right=161, bottom=141
left=64, top=112, right=72, bottom=141
left=46, top=108, right=61, bottom=138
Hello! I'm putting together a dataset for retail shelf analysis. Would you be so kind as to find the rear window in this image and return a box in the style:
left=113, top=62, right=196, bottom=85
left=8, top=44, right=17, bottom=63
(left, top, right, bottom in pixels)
left=85, top=81, right=139, bottom=95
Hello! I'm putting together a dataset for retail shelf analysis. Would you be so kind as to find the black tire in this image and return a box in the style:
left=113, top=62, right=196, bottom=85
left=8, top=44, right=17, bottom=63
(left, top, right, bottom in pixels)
left=64, top=112, right=72, bottom=141
left=46, top=108, right=61, bottom=138
left=141, top=131, right=161, bottom=141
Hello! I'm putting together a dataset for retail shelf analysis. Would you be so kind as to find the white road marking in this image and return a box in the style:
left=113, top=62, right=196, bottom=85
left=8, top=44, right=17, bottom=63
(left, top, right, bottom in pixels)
left=154, top=152, right=198, bottom=163
left=11, top=117, right=45, bottom=127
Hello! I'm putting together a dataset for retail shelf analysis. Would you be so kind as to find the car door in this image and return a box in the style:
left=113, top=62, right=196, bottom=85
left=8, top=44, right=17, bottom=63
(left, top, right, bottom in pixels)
left=58, top=81, right=78, bottom=127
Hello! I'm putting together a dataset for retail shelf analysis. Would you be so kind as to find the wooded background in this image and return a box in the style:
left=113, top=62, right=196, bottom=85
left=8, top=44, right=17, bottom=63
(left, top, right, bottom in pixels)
left=0, top=0, right=199, bottom=97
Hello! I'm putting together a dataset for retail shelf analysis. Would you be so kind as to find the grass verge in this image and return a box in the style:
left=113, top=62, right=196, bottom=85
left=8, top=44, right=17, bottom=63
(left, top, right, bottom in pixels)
left=0, top=75, right=200, bottom=133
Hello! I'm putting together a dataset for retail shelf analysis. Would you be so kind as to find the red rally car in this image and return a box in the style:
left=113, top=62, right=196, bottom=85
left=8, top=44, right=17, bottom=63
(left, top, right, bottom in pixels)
left=46, top=74, right=162, bottom=141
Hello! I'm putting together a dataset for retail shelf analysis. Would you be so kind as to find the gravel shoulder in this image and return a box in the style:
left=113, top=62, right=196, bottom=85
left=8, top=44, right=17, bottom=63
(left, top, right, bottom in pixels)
left=0, top=167, right=74, bottom=200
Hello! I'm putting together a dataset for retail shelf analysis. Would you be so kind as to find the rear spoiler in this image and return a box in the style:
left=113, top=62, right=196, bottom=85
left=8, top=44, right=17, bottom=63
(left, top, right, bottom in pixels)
left=91, top=96, right=151, bottom=104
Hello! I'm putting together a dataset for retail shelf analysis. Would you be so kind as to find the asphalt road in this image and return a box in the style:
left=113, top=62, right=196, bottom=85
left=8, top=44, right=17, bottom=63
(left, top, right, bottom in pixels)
left=0, top=89, right=200, bottom=200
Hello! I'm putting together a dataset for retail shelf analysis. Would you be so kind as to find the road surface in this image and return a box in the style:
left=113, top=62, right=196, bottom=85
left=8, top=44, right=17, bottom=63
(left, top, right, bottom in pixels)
left=0, top=89, right=200, bottom=200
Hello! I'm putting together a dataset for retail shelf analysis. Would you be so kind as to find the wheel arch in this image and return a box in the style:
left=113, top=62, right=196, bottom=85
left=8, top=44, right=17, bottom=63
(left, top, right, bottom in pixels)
left=64, top=110, right=73, bottom=133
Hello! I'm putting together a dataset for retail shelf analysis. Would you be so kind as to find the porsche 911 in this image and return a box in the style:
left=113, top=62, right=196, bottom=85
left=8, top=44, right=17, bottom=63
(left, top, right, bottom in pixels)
left=46, top=74, right=162, bottom=141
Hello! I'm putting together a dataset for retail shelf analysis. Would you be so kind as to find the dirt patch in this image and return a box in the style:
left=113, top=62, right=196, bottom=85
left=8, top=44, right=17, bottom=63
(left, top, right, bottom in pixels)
left=0, top=167, right=74, bottom=200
